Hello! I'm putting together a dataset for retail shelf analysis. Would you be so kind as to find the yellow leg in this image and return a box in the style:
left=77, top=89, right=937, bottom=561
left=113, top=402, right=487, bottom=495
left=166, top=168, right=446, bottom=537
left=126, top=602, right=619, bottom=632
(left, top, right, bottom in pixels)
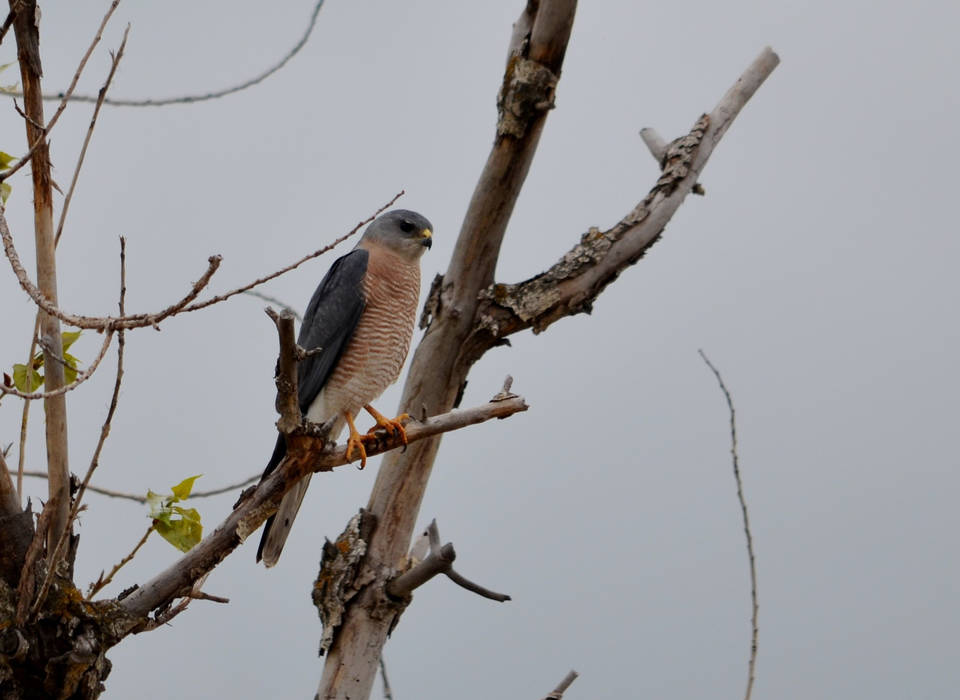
left=364, top=404, right=409, bottom=446
left=343, top=411, right=368, bottom=469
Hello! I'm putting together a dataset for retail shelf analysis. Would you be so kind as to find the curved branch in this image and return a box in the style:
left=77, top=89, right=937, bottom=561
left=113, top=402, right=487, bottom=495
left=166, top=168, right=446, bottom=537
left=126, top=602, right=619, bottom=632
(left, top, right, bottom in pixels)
left=3, top=0, right=326, bottom=109
left=1, top=210, right=221, bottom=329
left=700, top=350, right=758, bottom=700
left=181, top=192, right=402, bottom=314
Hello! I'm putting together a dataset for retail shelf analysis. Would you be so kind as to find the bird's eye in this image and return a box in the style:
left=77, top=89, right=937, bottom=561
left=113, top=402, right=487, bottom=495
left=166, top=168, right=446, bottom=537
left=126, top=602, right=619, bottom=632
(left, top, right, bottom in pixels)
left=399, top=220, right=415, bottom=233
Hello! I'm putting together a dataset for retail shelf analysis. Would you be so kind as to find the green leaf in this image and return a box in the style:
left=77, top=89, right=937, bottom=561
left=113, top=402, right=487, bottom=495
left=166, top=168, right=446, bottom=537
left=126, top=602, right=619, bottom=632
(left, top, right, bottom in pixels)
left=0, top=182, right=10, bottom=204
left=170, top=475, right=202, bottom=502
left=146, top=478, right=204, bottom=552
left=153, top=516, right=203, bottom=553
left=63, top=362, right=78, bottom=384
left=0, top=151, right=16, bottom=170
left=12, top=363, right=43, bottom=392
left=61, top=330, right=82, bottom=352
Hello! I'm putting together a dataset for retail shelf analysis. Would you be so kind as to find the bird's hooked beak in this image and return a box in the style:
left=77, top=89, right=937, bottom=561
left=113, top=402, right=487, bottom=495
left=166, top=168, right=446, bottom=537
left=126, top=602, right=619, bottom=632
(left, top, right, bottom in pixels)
left=419, top=228, right=433, bottom=248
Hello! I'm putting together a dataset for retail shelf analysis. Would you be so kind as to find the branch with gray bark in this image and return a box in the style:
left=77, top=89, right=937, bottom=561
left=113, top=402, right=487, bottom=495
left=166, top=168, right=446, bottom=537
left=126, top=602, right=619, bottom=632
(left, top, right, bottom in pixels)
left=387, top=520, right=511, bottom=602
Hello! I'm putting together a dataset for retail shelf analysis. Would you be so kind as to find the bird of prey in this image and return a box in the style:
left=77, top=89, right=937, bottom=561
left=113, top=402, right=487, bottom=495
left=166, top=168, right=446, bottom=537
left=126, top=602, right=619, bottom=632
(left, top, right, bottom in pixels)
left=257, top=209, right=433, bottom=567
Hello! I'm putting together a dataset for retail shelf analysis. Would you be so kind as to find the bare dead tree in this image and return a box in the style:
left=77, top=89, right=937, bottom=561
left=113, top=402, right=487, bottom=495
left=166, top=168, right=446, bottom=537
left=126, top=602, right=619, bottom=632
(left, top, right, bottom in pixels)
left=312, top=1, right=778, bottom=695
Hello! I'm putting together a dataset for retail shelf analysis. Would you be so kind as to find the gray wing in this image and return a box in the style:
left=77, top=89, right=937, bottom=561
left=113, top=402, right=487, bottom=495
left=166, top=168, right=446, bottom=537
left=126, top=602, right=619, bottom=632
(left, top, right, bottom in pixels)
left=295, top=248, right=368, bottom=414
left=256, top=249, right=367, bottom=566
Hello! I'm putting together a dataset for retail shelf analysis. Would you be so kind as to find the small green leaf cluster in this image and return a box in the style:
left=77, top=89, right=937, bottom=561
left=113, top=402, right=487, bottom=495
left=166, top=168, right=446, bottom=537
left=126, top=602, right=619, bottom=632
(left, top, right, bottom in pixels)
left=6, top=331, right=83, bottom=392
left=146, top=475, right=204, bottom=552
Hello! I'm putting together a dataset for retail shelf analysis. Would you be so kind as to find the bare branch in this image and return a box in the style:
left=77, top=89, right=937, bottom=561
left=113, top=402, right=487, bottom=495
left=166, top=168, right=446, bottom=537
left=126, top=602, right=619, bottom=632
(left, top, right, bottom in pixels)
left=55, top=24, right=128, bottom=245
left=0, top=211, right=222, bottom=329
left=699, top=350, right=758, bottom=700
left=639, top=127, right=668, bottom=162
left=180, top=191, right=403, bottom=314
left=542, top=670, right=579, bottom=700
left=386, top=542, right=456, bottom=598
left=470, top=48, right=779, bottom=348
left=243, top=289, right=302, bottom=321
left=12, top=470, right=260, bottom=503
left=115, top=395, right=528, bottom=627
left=409, top=519, right=511, bottom=602
left=473, top=47, right=780, bottom=345
left=444, top=567, right=511, bottom=603
left=267, top=307, right=302, bottom=434
left=86, top=524, right=152, bottom=599
left=21, top=0, right=326, bottom=108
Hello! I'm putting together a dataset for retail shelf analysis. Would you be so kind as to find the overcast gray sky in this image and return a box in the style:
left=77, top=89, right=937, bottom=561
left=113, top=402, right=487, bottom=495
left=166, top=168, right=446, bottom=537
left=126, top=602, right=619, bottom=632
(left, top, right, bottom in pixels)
left=1, top=0, right=958, bottom=698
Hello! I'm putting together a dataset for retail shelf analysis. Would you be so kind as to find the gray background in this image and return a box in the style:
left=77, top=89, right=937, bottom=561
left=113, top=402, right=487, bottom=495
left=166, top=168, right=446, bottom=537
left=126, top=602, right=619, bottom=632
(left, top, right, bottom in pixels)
left=1, top=0, right=958, bottom=698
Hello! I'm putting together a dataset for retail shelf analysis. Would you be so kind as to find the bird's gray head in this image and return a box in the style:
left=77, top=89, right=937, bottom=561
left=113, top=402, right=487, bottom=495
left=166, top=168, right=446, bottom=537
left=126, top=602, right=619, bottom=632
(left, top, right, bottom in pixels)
left=359, top=209, right=433, bottom=260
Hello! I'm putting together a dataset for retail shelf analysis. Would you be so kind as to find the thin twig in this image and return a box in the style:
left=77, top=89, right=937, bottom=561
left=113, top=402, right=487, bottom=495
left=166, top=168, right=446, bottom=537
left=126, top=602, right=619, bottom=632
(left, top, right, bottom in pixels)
left=242, top=289, right=302, bottom=321
left=31, top=237, right=128, bottom=617
left=86, top=524, right=152, bottom=599
left=11, top=470, right=259, bottom=504
left=698, top=349, right=758, bottom=700
left=0, top=0, right=121, bottom=183
left=444, top=568, right=511, bottom=602
left=55, top=25, right=128, bottom=245
left=419, top=519, right=511, bottom=602
left=181, top=192, right=403, bottom=314
left=15, top=0, right=326, bottom=108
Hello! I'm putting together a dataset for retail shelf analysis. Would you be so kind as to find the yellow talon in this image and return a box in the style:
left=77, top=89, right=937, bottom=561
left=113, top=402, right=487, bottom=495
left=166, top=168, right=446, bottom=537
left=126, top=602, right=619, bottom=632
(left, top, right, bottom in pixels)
left=363, top=404, right=409, bottom=445
left=343, top=412, right=368, bottom=469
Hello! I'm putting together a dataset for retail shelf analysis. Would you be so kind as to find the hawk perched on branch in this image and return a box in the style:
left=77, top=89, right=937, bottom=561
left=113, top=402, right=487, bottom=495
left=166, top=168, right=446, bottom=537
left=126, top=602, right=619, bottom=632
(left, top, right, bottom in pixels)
left=257, top=209, right=433, bottom=567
